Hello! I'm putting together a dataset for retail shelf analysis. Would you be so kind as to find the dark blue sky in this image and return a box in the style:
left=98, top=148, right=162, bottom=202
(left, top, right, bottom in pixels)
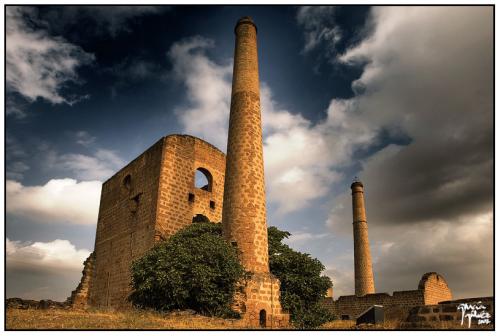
left=6, top=5, right=493, bottom=302
left=8, top=6, right=371, bottom=186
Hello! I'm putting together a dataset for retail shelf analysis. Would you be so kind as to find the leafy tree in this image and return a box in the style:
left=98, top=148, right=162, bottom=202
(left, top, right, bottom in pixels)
left=268, top=226, right=334, bottom=328
left=129, top=222, right=244, bottom=317
left=129, top=222, right=334, bottom=328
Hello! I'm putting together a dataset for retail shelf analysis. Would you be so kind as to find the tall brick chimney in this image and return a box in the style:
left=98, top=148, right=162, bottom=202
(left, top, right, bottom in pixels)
left=222, top=16, right=269, bottom=274
left=221, top=16, right=288, bottom=328
left=351, top=180, right=376, bottom=296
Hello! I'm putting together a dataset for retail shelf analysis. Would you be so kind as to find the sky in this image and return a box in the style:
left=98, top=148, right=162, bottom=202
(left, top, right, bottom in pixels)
left=5, top=5, right=493, bottom=302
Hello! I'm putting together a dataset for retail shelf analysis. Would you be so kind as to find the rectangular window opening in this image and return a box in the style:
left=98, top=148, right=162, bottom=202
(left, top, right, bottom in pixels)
left=210, top=200, right=215, bottom=209
left=188, top=193, right=195, bottom=202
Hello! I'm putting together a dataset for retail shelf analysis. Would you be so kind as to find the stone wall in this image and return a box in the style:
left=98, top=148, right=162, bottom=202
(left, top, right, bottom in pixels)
left=67, top=252, right=95, bottom=309
left=323, top=272, right=452, bottom=320
left=232, top=273, right=289, bottom=328
left=87, top=134, right=226, bottom=309
left=89, top=139, right=164, bottom=309
left=155, top=135, right=225, bottom=240
left=402, top=296, right=494, bottom=329
left=419, top=272, right=452, bottom=305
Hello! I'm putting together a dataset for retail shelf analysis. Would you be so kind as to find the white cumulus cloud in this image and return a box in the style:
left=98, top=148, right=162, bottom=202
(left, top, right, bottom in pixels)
left=169, top=37, right=344, bottom=214
left=297, top=6, right=341, bottom=53
left=6, top=179, right=101, bottom=226
left=59, top=149, right=125, bottom=181
left=7, top=238, right=91, bottom=272
left=6, top=6, right=94, bottom=107
left=169, top=36, right=233, bottom=151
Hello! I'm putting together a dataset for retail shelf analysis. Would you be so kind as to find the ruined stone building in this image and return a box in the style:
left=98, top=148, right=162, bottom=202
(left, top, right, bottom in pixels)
left=68, top=16, right=288, bottom=328
left=68, top=135, right=226, bottom=309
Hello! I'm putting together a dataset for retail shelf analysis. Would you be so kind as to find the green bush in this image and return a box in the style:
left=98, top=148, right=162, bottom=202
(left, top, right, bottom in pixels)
left=268, top=226, right=335, bottom=328
left=129, top=222, right=244, bottom=317
left=129, top=222, right=334, bottom=328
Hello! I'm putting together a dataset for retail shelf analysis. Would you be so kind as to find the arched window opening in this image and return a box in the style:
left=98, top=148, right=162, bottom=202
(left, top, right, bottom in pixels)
left=259, top=309, right=267, bottom=328
left=195, top=168, right=213, bottom=192
left=122, top=174, right=132, bottom=192
left=192, top=214, right=210, bottom=223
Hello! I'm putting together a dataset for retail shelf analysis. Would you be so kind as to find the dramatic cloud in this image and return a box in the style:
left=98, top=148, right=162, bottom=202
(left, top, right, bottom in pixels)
left=169, top=37, right=342, bottom=214
left=296, top=6, right=341, bottom=53
left=6, top=238, right=91, bottom=301
left=372, top=212, right=493, bottom=299
left=6, top=6, right=94, bottom=107
left=6, top=179, right=101, bottom=226
left=169, top=36, right=233, bottom=150
left=322, top=6, right=493, bottom=299
left=327, top=6, right=493, bottom=231
left=7, top=238, right=91, bottom=272
left=59, top=149, right=125, bottom=181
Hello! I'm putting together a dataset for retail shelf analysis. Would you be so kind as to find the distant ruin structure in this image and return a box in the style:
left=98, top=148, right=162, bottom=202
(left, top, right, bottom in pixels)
left=323, top=272, right=453, bottom=320
left=322, top=181, right=454, bottom=322
left=85, top=135, right=226, bottom=309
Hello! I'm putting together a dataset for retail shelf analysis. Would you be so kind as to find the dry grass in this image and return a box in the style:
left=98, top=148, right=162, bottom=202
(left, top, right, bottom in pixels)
left=320, top=320, right=356, bottom=329
left=6, top=308, right=252, bottom=330
left=8, top=308, right=493, bottom=330
left=319, top=319, right=401, bottom=330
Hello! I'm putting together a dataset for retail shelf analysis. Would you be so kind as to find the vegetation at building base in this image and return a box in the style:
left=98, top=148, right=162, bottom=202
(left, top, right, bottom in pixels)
left=129, top=222, right=334, bottom=328
left=129, top=222, right=244, bottom=318
left=268, top=226, right=334, bottom=328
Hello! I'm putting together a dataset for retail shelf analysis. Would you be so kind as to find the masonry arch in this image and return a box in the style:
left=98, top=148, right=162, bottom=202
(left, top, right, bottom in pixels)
left=195, top=167, right=213, bottom=191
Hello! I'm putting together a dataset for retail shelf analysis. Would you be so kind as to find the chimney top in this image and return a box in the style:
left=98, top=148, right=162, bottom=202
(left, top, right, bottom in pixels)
left=351, top=180, right=364, bottom=189
left=235, top=16, right=257, bottom=34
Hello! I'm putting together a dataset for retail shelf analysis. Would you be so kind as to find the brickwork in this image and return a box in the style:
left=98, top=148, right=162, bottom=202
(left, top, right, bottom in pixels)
left=155, top=135, right=225, bottom=239
left=87, top=135, right=225, bottom=309
left=66, top=252, right=95, bottom=309
left=323, top=272, right=453, bottom=320
left=351, top=181, right=375, bottom=296
left=232, top=273, right=289, bottom=328
left=89, top=139, right=164, bottom=308
left=419, top=272, right=452, bottom=305
left=222, top=16, right=288, bottom=327
left=222, top=17, right=269, bottom=274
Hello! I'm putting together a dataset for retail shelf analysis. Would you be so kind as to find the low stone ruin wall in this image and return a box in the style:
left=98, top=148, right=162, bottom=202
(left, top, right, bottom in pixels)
left=401, top=296, right=494, bottom=330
